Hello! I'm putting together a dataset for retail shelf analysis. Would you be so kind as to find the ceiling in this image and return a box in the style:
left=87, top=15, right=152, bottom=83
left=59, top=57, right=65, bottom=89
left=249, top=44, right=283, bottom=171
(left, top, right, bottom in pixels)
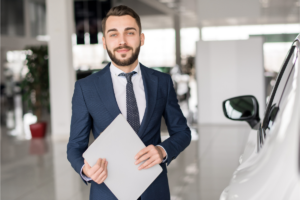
left=199, top=0, right=300, bottom=26
left=116, top=0, right=300, bottom=29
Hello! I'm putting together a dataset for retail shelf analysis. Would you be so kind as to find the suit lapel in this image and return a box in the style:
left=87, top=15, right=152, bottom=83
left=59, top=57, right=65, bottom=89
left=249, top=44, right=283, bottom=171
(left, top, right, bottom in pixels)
left=93, top=63, right=121, bottom=119
left=93, top=63, right=158, bottom=138
left=138, top=64, right=158, bottom=138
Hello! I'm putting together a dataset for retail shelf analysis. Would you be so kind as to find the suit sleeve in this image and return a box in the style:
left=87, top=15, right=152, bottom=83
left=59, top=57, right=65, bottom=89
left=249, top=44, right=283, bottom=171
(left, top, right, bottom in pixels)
left=159, top=75, right=191, bottom=166
left=67, top=81, right=92, bottom=183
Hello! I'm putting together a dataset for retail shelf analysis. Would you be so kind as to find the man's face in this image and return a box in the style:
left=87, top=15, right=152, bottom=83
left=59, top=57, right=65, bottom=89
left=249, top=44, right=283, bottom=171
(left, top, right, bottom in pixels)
left=102, top=15, right=144, bottom=66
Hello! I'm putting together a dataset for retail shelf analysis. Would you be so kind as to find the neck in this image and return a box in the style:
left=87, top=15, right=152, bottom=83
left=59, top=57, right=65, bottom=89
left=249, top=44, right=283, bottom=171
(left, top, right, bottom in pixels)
left=112, top=59, right=139, bottom=73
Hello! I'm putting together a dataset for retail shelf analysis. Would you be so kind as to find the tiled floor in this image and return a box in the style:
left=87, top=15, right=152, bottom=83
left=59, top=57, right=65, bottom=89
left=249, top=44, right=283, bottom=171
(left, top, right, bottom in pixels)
left=1, top=122, right=250, bottom=200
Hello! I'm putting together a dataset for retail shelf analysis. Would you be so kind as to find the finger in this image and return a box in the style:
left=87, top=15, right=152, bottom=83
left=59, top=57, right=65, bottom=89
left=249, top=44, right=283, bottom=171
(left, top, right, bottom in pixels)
left=134, top=145, right=154, bottom=160
left=95, top=168, right=107, bottom=183
left=92, top=158, right=102, bottom=169
left=101, top=158, right=106, bottom=168
left=104, top=160, right=108, bottom=170
left=91, top=158, right=107, bottom=179
left=138, top=158, right=156, bottom=170
left=95, top=162, right=108, bottom=184
left=99, top=173, right=108, bottom=183
left=97, top=158, right=104, bottom=169
left=96, top=173, right=108, bottom=184
left=135, top=151, right=152, bottom=165
left=91, top=163, right=105, bottom=180
left=84, top=160, right=91, bottom=169
left=135, top=147, right=150, bottom=160
left=144, top=160, right=159, bottom=169
left=89, top=158, right=102, bottom=175
left=102, top=161, right=108, bottom=178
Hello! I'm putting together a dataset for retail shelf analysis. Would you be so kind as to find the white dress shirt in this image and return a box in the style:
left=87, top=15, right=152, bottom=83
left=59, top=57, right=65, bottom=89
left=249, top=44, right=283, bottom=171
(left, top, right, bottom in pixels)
left=81, top=62, right=167, bottom=181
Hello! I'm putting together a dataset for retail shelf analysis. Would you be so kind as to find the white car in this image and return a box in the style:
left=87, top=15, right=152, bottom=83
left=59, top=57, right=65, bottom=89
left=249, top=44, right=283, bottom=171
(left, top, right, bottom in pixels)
left=220, top=34, right=300, bottom=200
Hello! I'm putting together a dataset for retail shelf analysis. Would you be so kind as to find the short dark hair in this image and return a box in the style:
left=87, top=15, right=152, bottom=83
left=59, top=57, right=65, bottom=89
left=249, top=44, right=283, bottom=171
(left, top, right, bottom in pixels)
left=102, top=5, right=142, bottom=36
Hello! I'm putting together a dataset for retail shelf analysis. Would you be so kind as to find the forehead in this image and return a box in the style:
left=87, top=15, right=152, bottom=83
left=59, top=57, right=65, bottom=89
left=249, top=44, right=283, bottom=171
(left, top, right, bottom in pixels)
left=105, top=15, right=139, bottom=31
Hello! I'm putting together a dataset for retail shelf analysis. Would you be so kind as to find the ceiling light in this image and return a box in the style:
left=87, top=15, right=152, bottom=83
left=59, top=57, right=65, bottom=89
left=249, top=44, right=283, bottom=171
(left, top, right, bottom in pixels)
left=159, top=0, right=175, bottom=3
left=260, top=0, right=269, bottom=8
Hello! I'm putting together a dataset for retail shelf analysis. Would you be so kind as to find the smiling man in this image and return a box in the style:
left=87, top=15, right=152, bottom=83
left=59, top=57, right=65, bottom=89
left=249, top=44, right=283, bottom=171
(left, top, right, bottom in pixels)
left=67, top=5, right=191, bottom=200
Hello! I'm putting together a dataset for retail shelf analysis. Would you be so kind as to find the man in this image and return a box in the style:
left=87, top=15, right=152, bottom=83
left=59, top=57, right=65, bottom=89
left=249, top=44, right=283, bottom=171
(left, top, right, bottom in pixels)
left=67, top=5, right=191, bottom=200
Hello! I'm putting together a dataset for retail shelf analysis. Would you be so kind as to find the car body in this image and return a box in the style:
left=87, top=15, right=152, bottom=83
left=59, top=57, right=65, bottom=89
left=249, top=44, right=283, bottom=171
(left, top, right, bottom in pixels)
left=220, top=34, right=300, bottom=200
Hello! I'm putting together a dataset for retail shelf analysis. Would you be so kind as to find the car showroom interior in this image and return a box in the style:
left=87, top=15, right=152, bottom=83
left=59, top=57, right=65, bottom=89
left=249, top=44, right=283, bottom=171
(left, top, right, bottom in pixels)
left=1, top=0, right=300, bottom=200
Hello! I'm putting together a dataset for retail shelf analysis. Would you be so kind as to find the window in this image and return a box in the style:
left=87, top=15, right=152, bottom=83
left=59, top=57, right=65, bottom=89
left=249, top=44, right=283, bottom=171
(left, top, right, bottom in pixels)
left=1, top=0, right=25, bottom=36
left=263, top=45, right=298, bottom=131
left=30, top=0, right=47, bottom=37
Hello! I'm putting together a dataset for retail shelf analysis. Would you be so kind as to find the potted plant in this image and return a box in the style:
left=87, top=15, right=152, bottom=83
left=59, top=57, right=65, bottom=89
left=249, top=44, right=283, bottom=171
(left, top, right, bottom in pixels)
left=21, top=45, right=49, bottom=138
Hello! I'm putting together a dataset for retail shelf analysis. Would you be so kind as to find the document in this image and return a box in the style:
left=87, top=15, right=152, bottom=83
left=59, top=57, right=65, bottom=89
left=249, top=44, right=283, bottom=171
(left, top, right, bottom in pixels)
left=83, top=114, right=163, bottom=200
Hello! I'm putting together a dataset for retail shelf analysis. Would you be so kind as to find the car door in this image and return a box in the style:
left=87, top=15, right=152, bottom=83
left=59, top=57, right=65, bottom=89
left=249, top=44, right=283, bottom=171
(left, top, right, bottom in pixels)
left=237, top=42, right=299, bottom=165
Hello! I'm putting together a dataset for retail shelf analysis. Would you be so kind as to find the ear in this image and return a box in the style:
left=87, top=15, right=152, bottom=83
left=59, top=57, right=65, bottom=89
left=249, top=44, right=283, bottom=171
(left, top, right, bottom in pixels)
left=140, top=33, right=145, bottom=46
left=102, top=36, right=106, bottom=50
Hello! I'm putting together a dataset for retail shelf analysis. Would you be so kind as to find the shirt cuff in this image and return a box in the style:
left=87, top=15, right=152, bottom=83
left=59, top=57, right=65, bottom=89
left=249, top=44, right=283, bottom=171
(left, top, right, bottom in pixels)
left=157, top=145, right=168, bottom=163
left=80, top=164, right=92, bottom=182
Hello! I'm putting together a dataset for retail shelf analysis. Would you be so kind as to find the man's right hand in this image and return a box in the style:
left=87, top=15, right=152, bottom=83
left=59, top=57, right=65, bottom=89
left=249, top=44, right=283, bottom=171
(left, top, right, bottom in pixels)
left=83, top=158, right=108, bottom=184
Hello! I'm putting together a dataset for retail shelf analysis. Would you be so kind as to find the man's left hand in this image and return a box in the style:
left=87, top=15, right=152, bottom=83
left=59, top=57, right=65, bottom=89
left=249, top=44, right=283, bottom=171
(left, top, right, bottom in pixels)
left=134, top=145, right=166, bottom=170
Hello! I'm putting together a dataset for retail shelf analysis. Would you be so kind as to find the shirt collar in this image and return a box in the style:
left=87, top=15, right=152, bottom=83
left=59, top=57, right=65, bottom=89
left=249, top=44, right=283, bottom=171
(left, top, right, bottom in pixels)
left=110, top=62, right=140, bottom=77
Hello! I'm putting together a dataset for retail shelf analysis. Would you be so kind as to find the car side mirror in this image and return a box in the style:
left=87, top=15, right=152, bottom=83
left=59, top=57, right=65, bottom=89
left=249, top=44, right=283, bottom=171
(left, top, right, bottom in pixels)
left=222, top=95, right=260, bottom=129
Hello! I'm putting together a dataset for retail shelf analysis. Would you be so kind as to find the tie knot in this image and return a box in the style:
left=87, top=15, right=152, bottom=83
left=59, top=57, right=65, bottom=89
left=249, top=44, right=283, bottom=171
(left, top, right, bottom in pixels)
left=118, top=71, right=137, bottom=83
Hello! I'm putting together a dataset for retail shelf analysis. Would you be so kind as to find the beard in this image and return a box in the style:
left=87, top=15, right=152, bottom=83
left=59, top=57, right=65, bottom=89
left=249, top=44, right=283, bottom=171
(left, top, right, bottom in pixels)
left=106, top=43, right=141, bottom=66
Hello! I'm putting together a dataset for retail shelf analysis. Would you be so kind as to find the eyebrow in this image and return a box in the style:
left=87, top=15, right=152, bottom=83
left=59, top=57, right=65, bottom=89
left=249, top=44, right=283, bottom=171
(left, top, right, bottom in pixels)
left=106, top=27, right=137, bottom=34
left=125, top=27, right=137, bottom=31
left=106, top=28, right=117, bottom=34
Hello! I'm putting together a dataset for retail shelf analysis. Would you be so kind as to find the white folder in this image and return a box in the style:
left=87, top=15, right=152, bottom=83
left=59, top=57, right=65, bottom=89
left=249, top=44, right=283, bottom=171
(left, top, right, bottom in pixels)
left=83, top=114, right=162, bottom=200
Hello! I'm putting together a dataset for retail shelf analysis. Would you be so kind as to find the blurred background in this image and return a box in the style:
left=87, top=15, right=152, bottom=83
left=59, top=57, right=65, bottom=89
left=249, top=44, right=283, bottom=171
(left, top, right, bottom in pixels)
left=1, top=0, right=300, bottom=199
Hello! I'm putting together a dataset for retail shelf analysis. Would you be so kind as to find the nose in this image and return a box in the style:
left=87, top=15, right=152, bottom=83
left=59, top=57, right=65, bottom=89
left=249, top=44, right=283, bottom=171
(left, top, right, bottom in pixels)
left=119, top=34, right=127, bottom=46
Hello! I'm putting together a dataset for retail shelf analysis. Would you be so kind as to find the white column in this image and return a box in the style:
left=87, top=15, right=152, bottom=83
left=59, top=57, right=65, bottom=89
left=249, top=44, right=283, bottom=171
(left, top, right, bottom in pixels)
left=23, top=0, right=31, bottom=38
left=198, top=24, right=202, bottom=41
left=174, top=14, right=181, bottom=68
left=46, top=0, right=75, bottom=140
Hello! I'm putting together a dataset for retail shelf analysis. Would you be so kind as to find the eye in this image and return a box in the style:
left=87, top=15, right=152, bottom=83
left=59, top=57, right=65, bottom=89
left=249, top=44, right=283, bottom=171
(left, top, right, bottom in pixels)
left=110, top=34, right=117, bottom=37
left=128, top=32, right=134, bottom=35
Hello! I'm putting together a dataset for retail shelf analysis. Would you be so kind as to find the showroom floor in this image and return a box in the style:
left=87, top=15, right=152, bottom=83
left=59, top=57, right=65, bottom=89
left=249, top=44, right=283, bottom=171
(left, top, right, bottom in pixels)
left=1, top=122, right=250, bottom=200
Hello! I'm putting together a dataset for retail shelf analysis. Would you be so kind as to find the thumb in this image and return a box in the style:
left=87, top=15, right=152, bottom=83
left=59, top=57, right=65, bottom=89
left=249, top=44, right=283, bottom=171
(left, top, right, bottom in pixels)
left=84, top=159, right=91, bottom=169
left=96, top=158, right=102, bottom=167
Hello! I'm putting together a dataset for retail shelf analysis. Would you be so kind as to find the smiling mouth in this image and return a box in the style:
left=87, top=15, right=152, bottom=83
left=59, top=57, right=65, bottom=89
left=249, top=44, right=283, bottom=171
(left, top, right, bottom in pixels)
left=116, top=48, right=130, bottom=53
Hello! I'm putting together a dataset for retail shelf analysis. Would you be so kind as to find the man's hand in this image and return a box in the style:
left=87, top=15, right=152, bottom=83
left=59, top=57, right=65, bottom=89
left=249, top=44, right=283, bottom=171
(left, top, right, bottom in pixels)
left=134, top=145, right=167, bottom=170
left=83, top=158, right=108, bottom=184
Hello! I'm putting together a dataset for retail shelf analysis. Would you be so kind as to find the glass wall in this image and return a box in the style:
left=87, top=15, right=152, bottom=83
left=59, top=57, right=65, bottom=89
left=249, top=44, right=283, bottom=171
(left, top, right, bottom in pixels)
left=30, top=0, right=47, bottom=37
left=1, top=0, right=25, bottom=36
left=1, top=0, right=47, bottom=37
left=72, top=27, right=200, bottom=69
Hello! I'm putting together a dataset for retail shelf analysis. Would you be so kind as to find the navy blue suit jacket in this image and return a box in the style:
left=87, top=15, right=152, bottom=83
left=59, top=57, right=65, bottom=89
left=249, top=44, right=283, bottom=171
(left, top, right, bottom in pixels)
left=67, top=63, right=191, bottom=200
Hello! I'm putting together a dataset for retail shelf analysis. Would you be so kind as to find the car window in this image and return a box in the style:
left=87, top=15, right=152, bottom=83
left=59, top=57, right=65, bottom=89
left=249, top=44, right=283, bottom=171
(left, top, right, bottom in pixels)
left=278, top=48, right=298, bottom=107
left=264, top=45, right=298, bottom=132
